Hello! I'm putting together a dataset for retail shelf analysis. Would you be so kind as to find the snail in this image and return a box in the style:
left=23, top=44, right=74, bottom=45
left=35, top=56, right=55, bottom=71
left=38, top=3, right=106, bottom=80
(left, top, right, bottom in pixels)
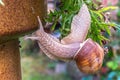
left=25, top=4, right=104, bottom=74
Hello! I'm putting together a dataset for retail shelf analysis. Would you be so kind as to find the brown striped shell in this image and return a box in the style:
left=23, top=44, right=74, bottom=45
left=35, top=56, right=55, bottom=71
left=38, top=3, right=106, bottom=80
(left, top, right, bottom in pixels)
left=74, top=39, right=104, bottom=74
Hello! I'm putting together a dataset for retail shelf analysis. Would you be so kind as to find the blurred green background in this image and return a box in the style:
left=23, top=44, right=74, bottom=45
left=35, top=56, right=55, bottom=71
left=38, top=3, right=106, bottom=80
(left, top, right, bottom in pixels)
left=20, top=39, right=72, bottom=80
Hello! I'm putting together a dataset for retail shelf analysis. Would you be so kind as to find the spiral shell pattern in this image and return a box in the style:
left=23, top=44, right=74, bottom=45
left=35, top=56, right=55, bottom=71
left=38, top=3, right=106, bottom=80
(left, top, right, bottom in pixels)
left=75, top=39, right=104, bottom=73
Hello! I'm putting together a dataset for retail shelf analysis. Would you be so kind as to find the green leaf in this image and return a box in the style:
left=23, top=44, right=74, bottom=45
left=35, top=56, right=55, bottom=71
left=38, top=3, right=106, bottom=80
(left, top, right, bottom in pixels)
left=98, top=6, right=118, bottom=13
left=107, top=61, right=118, bottom=70
left=91, top=10, right=104, bottom=20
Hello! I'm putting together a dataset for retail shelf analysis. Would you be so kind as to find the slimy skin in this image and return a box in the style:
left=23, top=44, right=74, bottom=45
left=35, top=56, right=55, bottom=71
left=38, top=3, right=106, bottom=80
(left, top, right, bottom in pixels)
left=25, top=16, right=81, bottom=61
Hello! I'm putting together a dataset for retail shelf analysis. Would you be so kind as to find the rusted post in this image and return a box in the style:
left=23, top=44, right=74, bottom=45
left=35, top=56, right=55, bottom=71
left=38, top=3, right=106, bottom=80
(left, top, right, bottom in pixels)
left=0, top=39, right=21, bottom=80
left=0, top=0, right=47, bottom=80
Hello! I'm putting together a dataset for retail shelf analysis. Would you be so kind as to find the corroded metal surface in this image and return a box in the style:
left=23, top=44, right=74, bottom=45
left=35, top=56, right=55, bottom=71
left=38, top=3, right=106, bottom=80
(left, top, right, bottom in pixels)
left=0, top=0, right=47, bottom=43
left=0, top=39, right=21, bottom=80
left=0, top=0, right=47, bottom=80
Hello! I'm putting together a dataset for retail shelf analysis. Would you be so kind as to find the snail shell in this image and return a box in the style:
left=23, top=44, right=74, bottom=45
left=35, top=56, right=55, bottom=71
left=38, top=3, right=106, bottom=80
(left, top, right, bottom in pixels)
left=74, top=39, right=104, bottom=73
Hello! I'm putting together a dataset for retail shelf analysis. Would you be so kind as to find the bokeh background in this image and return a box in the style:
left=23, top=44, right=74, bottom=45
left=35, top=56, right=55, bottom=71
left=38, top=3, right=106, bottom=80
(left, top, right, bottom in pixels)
left=20, top=0, right=120, bottom=80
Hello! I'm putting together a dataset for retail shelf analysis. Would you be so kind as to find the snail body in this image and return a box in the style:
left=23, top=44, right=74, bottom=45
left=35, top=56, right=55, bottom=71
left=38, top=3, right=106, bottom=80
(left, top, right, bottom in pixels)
left=25, top=4, right=104, bottom=74
left=25, top=17, right=80, bottom=61
left=61, top=4, right=91, bottom=44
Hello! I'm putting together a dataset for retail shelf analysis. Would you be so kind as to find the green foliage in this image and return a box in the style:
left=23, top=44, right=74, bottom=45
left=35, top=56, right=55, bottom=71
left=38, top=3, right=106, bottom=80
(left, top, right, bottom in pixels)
left=89, top=6, right=117, bottom=45
left=46, top=0, right=83, bottom=37
left=106, top=55, right=120, bottom=70
left=46, top=0, right=119, bottom=45
left=98, top=6, right=118, bottom=13
left=107, top=61, right=118, bottom=70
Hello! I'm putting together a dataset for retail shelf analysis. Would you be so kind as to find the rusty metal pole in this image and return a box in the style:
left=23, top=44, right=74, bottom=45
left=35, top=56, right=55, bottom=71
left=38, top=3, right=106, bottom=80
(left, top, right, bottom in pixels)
left=0, top=39, right=21, bottom=80
left=0, top=0, right=47, bottom=80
